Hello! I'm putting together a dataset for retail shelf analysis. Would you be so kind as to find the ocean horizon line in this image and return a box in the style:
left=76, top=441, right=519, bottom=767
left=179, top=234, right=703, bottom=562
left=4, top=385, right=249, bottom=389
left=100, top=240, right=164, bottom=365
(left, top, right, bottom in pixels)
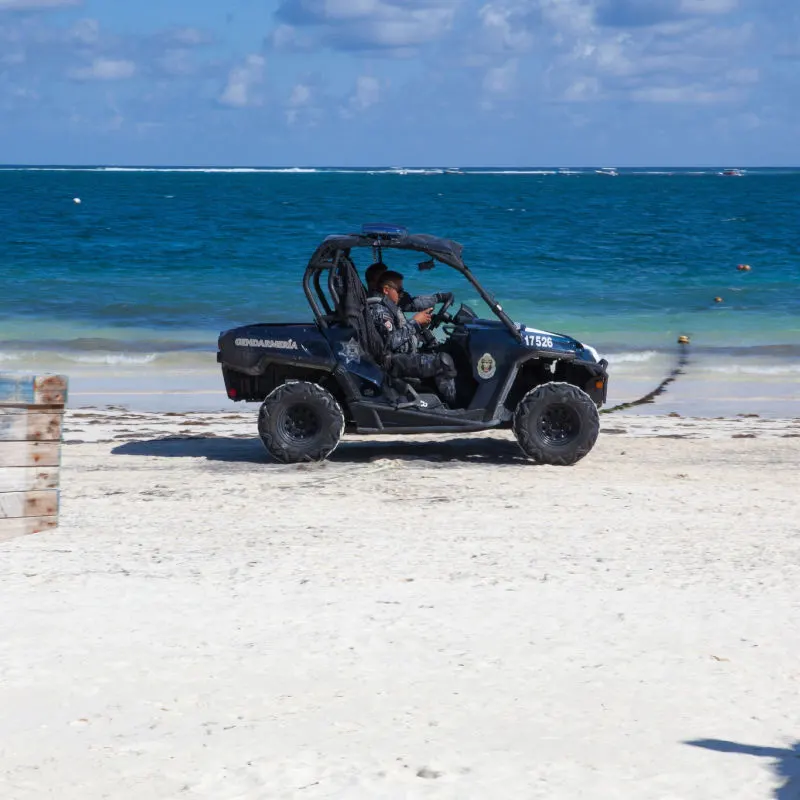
left=2, top=163, right=800, bottom=171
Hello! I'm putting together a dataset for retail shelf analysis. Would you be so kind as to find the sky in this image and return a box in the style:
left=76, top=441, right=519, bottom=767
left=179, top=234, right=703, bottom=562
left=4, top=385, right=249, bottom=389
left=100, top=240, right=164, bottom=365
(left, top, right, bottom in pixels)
left=0, top=0, right=798, bottom=166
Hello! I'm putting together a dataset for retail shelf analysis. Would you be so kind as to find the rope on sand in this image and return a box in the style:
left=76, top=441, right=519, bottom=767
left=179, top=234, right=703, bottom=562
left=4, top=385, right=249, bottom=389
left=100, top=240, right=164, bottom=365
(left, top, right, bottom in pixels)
left=601, top=344, right=691, bottom=414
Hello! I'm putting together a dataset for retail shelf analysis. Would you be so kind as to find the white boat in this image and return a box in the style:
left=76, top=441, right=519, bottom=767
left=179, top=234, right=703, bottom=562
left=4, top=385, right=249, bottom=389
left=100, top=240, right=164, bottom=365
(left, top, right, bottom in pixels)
left=720, top=168, right=744, bottom=176
left=595, top=167, right=619, bottom=176
left=444, top=167, right=463, bottom=175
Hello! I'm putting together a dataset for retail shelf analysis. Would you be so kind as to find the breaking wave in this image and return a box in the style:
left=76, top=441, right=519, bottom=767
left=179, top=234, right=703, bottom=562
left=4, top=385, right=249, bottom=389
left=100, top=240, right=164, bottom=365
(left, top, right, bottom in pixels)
left=605, top=351, right=659, bottom=363
left=703, top=363, right=800, bottom=376
left=55, top=352, right=161, bottom=365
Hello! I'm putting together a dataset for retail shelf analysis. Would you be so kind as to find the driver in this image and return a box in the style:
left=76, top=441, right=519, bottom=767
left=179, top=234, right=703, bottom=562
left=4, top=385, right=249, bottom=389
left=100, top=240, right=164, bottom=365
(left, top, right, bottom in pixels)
left=369, top=270, right=457, bottom=405
left=365, top=261, right=453, bottom=312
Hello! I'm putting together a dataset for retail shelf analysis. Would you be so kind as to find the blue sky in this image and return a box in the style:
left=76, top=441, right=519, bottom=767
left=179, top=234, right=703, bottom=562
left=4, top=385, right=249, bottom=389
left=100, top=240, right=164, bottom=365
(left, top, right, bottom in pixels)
left=0, top=0, right=797, bottom=166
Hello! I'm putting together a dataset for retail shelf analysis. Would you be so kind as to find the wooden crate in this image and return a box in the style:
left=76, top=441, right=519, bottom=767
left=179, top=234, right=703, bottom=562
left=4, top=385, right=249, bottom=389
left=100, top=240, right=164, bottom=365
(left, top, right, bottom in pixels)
left=0, top=374, right=67, bottom=543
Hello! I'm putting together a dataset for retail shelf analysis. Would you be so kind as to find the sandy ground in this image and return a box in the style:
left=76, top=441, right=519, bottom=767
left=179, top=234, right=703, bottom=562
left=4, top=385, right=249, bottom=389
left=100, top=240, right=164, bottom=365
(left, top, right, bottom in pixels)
left=2, top=409, right=800, bottom=799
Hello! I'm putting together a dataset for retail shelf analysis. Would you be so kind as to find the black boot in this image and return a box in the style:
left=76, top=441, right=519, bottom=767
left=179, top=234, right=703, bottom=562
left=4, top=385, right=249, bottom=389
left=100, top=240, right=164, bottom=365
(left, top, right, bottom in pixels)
left=435, top=375, right=457, bottom=406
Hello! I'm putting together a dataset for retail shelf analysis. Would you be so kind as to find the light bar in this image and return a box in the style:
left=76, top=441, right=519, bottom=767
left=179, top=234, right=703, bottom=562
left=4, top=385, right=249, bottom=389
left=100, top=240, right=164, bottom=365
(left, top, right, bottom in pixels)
left=361, top=223, right=408, bottom=238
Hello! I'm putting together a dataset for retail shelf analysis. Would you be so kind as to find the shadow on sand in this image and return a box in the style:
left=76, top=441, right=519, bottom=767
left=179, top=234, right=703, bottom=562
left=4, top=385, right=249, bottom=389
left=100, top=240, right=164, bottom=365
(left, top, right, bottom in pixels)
left=686, top=739, right=800, bottom=799
left=111, top=435, right=529, bottom=465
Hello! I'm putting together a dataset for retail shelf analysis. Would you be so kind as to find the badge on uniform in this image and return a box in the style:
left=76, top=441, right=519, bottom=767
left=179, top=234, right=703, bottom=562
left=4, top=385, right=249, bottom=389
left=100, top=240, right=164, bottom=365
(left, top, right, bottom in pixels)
left=477, top=352, right=496, bottom=380
left=384, top=320, right=393, bottom=331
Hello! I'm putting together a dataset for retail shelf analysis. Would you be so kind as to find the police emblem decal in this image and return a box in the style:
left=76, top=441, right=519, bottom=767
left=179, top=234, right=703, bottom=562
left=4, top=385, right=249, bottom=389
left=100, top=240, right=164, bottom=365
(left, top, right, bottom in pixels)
left=339, top=337, right=362, bottom=364
left=477, top=352, right=496, bottom=380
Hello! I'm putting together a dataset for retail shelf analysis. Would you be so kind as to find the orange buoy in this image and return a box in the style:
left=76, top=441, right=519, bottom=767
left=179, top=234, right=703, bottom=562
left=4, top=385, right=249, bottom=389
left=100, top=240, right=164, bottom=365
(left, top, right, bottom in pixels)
left=714, top=296, right=723, bottom=303
left=678, top=335, right=690, bottom=345
left=736, top=264, right=751, bottom=272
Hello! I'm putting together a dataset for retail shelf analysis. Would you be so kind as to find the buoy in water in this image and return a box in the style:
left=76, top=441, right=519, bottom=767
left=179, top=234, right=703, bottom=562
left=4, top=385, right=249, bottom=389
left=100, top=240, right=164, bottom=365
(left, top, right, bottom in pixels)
left=736, top=263, right=751, bottom=271
left=678, top=335, right=690, bottom=345
left=73, top=197, right=81, bottom=204
left=714, top=296, right=723, bottom=303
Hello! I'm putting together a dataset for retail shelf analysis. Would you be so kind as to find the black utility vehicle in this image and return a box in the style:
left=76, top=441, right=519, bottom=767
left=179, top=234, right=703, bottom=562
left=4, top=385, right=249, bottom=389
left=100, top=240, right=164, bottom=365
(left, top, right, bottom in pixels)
left=217, top=224, right=609, bottom=465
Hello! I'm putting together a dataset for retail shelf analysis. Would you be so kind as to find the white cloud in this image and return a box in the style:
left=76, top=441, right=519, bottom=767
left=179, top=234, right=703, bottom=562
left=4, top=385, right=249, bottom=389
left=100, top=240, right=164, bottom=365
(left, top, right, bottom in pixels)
left=339, top=75, right=384, bottom=118
left=69, top=58, right=136, bottom=81
left=350, top=75, right=381, bottom=110
left=563, top=76, right=601, bottom=101
left=275, top=0, right=461, bottom=53
left=474, top=0, right=756, bottom=107
left=483, top=59, right=516, bottom=94
left=158, top=49, right=194, bottom=76
left=478, top=4, right=534, bottom=52
left=679, top=0, right=738, bottom=14
left=169, top=27, right=209, bottom=46
left=288, top=83, right=311, bottom=107
left=0, top=0, right=81, bottom=8
left=2, top=51, right=26, bottom=65
left=726, top=67, right=759, bottom=85
left=69, top=19, right=99, bottom=45
left=219, top=54, right=265, bottom=108
left=630, top=85, right=742, bottom=103
left=268, top=23, right=315, bottom=52
left=285, top=82, right=312, bottom=124
left=539, top=0, right=596, bottom=37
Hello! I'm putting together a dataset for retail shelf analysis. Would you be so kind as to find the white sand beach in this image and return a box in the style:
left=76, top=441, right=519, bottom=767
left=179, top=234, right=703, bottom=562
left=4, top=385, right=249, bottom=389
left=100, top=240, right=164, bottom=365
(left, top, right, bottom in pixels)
left=2, top=410, right=799, bottom=799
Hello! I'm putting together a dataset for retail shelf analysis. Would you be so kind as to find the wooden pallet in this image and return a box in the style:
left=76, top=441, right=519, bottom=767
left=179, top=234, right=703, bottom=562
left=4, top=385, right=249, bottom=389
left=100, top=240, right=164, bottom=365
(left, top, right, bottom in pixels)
left=0, top=374, right=67, bottom=543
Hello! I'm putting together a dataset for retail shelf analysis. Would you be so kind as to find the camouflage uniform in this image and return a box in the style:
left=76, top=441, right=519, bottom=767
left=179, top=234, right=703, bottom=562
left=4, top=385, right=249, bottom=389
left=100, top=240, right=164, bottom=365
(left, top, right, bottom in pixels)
left=369, top=289, right=453, bottom=349
left=398, top=290, right=447, bottom=313
left=367, top=289, right=449, bottom=312
left=368, top=295, right=458, bottom=404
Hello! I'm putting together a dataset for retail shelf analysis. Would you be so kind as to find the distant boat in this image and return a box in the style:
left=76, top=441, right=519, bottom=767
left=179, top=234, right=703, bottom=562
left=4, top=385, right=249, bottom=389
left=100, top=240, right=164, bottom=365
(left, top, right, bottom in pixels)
left=595, top=167, right=619, bottom=177
left=444, top=168, right=463, bottom=175
left=720, top=168, right=744, bottom=176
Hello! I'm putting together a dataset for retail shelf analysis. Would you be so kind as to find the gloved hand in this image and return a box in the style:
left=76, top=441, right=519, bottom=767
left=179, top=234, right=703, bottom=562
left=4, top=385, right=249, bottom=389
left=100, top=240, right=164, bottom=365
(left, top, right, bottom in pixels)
left=421, top=328, right=438, bottom=349
left=435, top=292, right=454, bottom=305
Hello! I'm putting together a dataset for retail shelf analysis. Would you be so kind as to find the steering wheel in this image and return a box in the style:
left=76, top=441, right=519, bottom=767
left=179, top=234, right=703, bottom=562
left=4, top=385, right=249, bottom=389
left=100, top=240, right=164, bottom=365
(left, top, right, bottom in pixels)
left=429, top=294, right=454, bottom=330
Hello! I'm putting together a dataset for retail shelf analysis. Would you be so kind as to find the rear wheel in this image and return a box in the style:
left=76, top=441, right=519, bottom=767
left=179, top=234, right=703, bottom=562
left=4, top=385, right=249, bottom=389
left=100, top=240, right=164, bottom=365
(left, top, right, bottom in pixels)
left=258, top=381, right=345, bottom=464
left=512, top=381, right=599, bottom=466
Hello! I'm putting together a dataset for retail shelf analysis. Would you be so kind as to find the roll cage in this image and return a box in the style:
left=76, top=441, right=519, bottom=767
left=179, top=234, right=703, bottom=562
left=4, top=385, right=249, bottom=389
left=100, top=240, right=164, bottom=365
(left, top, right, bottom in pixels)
left=301, top=227, right=523, bottom=343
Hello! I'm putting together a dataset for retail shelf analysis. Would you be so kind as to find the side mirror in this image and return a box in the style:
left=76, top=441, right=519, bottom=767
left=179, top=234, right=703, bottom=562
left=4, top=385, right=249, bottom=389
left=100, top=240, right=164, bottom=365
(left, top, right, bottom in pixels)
left=418, top=259, right=435, bottom=271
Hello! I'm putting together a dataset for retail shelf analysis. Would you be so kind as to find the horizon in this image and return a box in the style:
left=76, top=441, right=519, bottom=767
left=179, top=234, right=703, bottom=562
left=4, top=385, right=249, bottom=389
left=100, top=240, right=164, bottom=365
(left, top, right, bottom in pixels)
left=2, top=163, right=798, bottom=170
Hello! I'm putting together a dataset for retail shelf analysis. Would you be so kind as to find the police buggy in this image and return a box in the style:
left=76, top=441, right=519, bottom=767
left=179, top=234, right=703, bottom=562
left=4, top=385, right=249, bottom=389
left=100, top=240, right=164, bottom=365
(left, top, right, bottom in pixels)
left=217, top=224, right=609, bottom=465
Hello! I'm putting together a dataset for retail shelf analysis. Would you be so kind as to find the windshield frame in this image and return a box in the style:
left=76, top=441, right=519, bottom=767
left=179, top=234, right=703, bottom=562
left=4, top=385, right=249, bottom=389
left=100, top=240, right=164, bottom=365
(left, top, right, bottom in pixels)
left=304, top=235, right=522, bottom=342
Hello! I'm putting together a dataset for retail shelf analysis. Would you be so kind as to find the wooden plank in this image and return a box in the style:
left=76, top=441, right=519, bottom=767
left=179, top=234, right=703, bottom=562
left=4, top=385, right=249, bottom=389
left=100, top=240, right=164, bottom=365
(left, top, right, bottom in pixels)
left=0, top=490, right=59, bottom=519
left=0, top=467, right=59, bottom=493
left=0, top=374, right=68, bottom=406
left=0, top=405, right=65, bottom=414
left=0, top=411, right=64, bottom=442
left=0, top=441, right=62, bottom=468
left=0, top=515, right=58, bottom=543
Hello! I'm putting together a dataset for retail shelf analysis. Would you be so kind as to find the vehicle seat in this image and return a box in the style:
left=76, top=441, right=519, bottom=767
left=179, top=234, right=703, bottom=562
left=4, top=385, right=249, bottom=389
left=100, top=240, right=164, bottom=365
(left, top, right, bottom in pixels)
left=332, top=258, right=386, bottom=366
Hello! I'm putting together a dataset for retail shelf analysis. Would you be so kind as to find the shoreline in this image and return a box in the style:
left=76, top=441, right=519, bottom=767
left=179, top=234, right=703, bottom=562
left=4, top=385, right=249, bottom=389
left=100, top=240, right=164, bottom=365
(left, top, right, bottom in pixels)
left=2, top=343, right=798, bottom=418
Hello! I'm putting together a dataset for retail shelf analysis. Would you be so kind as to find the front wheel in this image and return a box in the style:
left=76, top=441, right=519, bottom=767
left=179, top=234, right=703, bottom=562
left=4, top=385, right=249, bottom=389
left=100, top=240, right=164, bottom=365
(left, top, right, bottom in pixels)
left=512, top=382, right=600, bottom=466
left=258, top=381, right=345, bottom=464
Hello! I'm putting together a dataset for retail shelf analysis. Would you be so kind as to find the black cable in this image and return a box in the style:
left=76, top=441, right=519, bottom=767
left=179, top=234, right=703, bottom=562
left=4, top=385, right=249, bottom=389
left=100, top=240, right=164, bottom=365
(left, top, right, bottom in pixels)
left=601, top=343, right=691, bottom=414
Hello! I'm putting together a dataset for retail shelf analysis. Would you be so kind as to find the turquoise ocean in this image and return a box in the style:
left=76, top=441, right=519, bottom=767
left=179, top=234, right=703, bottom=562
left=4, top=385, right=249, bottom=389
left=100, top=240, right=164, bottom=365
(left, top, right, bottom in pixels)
left=1, top=166, right=798, bottom=414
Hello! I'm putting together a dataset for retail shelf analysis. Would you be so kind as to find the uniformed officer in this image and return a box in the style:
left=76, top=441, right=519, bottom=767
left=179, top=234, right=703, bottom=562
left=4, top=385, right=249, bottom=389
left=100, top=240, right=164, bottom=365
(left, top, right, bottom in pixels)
left=365, top=261, right=453, bottom=312
left=368, top=270, right=458, bottom=405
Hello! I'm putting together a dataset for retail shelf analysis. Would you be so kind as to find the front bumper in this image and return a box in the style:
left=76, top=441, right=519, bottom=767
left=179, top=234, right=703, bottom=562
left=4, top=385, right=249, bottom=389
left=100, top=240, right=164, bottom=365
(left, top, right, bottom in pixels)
left=582, top=358, right=609, bottom=406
